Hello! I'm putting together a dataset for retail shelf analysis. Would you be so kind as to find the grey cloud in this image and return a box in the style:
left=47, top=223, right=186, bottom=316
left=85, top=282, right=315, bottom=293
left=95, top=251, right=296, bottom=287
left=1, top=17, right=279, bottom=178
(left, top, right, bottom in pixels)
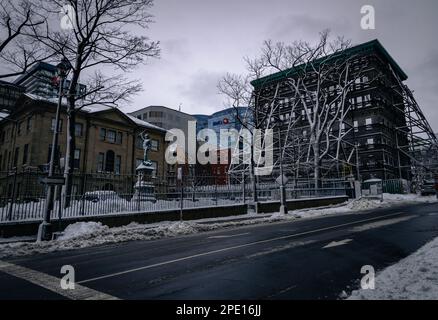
left=266, top=13, right=351, bottom=41
left=176, top=70, right=225, bottom=114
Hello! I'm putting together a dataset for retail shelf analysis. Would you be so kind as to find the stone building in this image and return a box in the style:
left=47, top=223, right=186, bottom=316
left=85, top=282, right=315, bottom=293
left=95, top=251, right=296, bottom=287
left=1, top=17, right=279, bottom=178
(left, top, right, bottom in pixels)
left=0, top=93, right=168, bottom=198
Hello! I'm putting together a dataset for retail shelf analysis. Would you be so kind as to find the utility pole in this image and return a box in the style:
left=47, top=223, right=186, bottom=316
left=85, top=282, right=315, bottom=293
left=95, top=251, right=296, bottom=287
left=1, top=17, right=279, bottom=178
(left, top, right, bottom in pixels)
left=37, top=58, right=71, bottom=241
left=278, top=126, right=287, bottom=214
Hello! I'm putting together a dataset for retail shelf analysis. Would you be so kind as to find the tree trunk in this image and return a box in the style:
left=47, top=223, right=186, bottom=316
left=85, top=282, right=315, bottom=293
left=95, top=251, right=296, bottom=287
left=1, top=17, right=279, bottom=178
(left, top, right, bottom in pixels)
left=313, top=142, right=321, bottom=191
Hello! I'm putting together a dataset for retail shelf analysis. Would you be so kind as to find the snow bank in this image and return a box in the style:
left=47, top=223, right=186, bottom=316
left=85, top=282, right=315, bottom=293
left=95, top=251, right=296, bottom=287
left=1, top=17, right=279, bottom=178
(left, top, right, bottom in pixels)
left=348, top=236, right=438, bottom=300
left=58, top=222, right=108, bottom=240
left=0, top=218, right=283, bottom=259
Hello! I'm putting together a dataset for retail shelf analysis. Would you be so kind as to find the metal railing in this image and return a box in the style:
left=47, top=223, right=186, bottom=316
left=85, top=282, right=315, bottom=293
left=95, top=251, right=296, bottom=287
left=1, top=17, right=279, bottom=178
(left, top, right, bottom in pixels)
left=0, top=170, right=351, bottom=223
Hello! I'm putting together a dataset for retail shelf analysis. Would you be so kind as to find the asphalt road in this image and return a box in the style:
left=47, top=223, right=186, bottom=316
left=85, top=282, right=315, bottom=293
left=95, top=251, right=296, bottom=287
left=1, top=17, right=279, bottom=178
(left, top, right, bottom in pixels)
left=1, top=201, right=438, bottom=300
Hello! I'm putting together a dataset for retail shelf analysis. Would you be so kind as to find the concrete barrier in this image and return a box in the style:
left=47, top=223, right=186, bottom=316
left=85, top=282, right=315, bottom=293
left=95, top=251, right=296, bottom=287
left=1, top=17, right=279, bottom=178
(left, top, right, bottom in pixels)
left=0, top=195, right=348, bottom=238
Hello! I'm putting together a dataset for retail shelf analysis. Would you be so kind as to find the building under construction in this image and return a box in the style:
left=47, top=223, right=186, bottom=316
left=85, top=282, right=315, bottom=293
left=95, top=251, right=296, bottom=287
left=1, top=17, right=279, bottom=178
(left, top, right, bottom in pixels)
left=229, top=39, right=438, bottom=184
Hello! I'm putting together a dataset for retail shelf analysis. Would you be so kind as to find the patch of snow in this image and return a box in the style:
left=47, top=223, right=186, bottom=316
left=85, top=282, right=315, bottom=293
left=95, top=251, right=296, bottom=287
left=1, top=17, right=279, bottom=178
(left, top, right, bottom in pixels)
left=348, top=235, right=438, bottom=300
left=58, top=222, right=108, bottom=240
left=126, top=114, right=167, bottom=132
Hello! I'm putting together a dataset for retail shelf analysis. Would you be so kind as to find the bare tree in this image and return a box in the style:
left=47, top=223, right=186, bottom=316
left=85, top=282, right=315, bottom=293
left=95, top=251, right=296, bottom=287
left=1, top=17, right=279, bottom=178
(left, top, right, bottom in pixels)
left=0, top=0, right=49, bottom=80
left=220, top=30, right=370, bottom=189
left=29, top=0, right=160, bottom=206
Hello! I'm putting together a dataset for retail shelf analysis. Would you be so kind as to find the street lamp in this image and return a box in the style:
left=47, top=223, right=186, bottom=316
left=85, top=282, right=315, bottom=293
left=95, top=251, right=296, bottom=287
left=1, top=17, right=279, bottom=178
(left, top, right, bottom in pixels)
left=37, top=58, right=72, bottom=241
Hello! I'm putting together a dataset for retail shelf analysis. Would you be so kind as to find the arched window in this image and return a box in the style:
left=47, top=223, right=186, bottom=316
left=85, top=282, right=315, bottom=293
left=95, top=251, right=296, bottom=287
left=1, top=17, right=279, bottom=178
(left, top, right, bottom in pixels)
left=105, top=150, right=115, bottom=172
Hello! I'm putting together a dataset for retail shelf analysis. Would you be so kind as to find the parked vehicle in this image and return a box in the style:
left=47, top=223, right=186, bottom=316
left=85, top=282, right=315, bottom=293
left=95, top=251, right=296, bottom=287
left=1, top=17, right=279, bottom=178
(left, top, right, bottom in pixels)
left=82, top=191, right=121, bottom=202
left=420, top=180, right=436, bottom=196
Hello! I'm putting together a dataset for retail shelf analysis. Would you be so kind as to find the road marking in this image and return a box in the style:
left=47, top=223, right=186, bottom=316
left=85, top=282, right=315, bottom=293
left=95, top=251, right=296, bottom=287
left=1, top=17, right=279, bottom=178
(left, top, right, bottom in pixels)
left=323, top=239, right=353, bottom=249
left=208, top=232, right=250, bottom=239
left=0, top=260, right=119, bottom=300
left=350, top=215, right=417, bottom=232
left=78, top=211, right=408, bottom=284
left=247, top=240, right=316, bottom=258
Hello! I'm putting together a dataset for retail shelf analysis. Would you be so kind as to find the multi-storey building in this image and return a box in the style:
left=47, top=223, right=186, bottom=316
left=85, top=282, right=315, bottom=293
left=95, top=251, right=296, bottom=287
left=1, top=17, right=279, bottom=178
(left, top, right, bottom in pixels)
left=246, top=39, right=421, bottom=181
left=129, top=105, right=196, bottom=134
left=13, top=62, right=86, bottom=99
left=0, top=93, right=167, bottom=197
left=0, top=80, right=24, bottom=113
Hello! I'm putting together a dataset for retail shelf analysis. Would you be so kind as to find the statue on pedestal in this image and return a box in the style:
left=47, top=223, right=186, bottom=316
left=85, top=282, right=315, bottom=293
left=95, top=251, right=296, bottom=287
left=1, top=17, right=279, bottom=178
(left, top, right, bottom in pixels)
left=133, top=131, right=156, bottom=203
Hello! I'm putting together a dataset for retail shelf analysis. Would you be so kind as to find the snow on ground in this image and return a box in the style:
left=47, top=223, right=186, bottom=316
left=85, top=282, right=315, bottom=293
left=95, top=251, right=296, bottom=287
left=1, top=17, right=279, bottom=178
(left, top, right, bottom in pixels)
left=0, top=193, right=436, bottom=259
left=347, top=235, right=438, bottom=300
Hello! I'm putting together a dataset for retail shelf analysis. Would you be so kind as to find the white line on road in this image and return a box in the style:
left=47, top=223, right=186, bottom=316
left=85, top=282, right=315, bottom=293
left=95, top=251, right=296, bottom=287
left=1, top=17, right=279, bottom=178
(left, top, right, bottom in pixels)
left=77, top=211, right=409, bottom=285
left=0, top=260, right=119, bottom=300
left=323, top=239, right=353, bottom=249
left=208, top=232, right=250, bottom=239
left=350, top=215, right=417, bottom=232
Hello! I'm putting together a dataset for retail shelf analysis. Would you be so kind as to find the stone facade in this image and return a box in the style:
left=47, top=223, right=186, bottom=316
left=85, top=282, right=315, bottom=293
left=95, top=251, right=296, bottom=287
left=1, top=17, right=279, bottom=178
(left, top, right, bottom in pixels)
left=0, top=94, right=168, bottom=196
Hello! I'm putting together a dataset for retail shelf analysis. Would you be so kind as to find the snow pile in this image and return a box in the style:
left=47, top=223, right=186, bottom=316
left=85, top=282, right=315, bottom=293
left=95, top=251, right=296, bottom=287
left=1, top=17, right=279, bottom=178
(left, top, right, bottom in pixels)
left=346, top=193, right=436, bottom=211
left=348, top=236, right=438, bottom=300
left=0, top=218, right=280, bottom=259
left=58, top=222, right=108, bottom=240
left=285, top=193, right=436, bottom=220
left=382, top=193, right=436, bottom=203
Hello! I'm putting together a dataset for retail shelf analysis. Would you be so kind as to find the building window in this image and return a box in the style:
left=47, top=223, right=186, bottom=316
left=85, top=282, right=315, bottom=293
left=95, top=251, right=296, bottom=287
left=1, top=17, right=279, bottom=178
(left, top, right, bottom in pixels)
left=149, top=111, right=164, bottom=118
left=74, top=149, right=81, bottom=169
left=13, top=147, right=19, bottom=168
left=107, top=130, right=116, bottom=143
left=99, top=128, right=106, bottom=141
left=340, top=123, right=346, bottom=132
left=23, top=144, right=29, bottom=165
left=26, top=117, right=32, bottom=132
left=143, top=113, right=147, bottom=119
left=367, top=138, right=374, bottom=145
left=116, top=132, right=123, bottom=145
left=115, top=155, right=121, bottom=174
left=365, top=118, right=372, bottom=130
left=75, top=123, right=83, bottom=137
left=105, top=150, right=115, bottom=172
left=150, top=139, right=159, bottom=151
left=97, top=152, right=104, bottom=172
left=151, top=160, right=158, bottom=177
left=51, top=118, right=63, bottom=132
left=17, top=121, right=23, bottom=136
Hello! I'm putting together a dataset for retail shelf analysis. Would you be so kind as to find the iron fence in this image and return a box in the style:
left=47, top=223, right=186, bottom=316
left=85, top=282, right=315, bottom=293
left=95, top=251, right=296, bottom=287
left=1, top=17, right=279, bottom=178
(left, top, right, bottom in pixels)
left=0, top=169, right=352, bottom=223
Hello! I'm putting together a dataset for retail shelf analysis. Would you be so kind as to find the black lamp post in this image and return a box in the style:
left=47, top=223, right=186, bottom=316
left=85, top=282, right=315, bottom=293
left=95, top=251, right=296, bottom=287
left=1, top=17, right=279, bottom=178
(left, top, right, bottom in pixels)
left=37, top=58, right=72, bottom=241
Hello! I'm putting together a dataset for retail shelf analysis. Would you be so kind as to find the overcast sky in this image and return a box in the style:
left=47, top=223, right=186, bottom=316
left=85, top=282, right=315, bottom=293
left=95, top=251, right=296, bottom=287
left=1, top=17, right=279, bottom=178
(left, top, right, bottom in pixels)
left=122, top=0, right=438, bottom=130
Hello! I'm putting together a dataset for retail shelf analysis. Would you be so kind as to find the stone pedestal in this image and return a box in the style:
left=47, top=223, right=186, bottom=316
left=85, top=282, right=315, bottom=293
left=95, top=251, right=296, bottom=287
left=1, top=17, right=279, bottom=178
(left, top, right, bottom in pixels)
left=132, top=162, right=156, bottom=202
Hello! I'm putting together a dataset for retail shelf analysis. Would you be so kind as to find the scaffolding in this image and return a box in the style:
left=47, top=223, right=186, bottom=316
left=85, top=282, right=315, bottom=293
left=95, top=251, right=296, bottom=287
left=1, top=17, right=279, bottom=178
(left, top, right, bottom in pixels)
left=388, top=64, right=438, bottom=185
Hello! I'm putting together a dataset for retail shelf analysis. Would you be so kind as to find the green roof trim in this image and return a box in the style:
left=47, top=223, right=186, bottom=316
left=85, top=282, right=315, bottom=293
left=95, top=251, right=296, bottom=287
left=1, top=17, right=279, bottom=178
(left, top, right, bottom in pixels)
left=250, top=39, right=408, bottom=87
